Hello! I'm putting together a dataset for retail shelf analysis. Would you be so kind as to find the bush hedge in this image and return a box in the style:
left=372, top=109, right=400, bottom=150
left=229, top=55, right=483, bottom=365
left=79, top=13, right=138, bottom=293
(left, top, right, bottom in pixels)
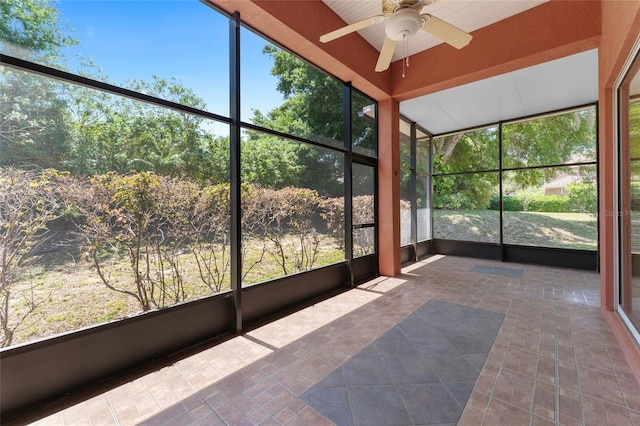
left=489, top=190, right=595, bottom=213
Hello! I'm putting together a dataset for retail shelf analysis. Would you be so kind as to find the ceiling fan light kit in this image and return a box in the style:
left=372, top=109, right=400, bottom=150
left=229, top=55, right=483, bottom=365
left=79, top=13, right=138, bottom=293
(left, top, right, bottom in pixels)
left=320, top=0, right=473, bottom=74
left=385, top=8, right=422, bottom=41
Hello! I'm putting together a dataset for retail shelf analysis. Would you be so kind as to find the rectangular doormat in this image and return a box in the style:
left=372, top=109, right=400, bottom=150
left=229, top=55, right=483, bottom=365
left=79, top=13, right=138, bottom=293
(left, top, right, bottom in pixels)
left=470, top=264, right=524, bottom=278
left=301, top=299, right=505, bottom=426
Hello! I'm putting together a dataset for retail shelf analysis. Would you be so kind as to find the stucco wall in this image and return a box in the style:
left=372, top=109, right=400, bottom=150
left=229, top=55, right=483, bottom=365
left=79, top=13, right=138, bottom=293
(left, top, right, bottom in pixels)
left=598, top=0, right=640, bottom=310
left=598, top=0, right=640, bottom=380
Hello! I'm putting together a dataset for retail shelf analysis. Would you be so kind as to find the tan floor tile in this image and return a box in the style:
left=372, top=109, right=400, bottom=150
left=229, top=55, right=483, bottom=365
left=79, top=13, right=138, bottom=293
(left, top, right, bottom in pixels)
left=628, top=409, right=640, bottom=425
left=559, top=387, right=583, bottom=424
left=503, top=346, right=539, bottom=376
left=537, top=354, right=557, bottom=385
left=271, top=406, right=297, bottom=424
left=457, top=408, right=485, bottom=426
left=13, top=257, right=640, bottom=426
left=30, top=412, right=65, bottom=426
left=485, top=398, right=532, bottom=425
left=493, top=368, right=536, bottom=412
left=574, top=344, right=615, bottom=373
left=533, top=380, right=556, bottom=421
left=532, top=415, right=556, bottom=425
left=59, top=394, right=111, bottom=424
left=285, top=405, right=334, bottom=426
left=558, top=362, right=580, bottom=391
left=578, top=365, right=626, bottom=406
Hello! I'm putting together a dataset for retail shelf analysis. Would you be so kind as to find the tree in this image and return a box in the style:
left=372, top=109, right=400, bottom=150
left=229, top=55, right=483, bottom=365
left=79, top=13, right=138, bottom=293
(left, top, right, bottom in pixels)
left=432, top=109, right=597, bottom=209
left=0, top=0, right=77, bottom=63
left=240, top=134, right=305, bottom=188
left=0, top=0, right=79, bottom=169
left=433, top=128, right=499, bottom=209
left=0, top=69, right=71, bottom=168
left=0, top=167, right=62, bottom=347
left=65, top=76, right=217, bottom=180
left=245, top=45, right=357, bottom=196
left=502, top=109, right=596, bottom=186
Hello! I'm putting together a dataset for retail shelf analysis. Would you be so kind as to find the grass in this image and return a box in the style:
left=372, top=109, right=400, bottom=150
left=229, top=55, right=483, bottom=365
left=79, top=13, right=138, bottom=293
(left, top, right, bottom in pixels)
left=434, top=210, right=597, bottom=250
left=7, top=235, right=345, bottom=346
left=8, top=211, right=596, bottom=346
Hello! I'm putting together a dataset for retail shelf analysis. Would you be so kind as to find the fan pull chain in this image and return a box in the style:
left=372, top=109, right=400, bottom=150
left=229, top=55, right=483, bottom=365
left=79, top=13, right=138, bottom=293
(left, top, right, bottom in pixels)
left=402, top=33, right=410, bottom=78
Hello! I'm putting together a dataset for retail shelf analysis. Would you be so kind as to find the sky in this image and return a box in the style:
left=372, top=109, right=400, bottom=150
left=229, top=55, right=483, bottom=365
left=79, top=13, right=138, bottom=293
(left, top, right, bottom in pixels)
left=54, top=0, right=283, bottom=133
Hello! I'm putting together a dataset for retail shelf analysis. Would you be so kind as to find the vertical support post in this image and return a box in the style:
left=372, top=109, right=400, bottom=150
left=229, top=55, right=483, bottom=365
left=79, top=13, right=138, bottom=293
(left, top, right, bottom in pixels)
left=410, top=122, right=418, bottom=261
left=344, top=83, right=354, bottom=286
left=498, top=122, right=505, bottom=262
left=378, top=98, right=401, bottom=276
left=428, top=134, right=434, bottom=254
left=595, top=102, right=600, bottom=273
left=229, top=12, right=242, bottom=333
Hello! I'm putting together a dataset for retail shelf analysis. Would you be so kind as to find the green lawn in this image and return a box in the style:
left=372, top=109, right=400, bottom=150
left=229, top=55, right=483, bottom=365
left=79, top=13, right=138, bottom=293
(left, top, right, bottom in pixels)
left=9, top=235, right=345, bottom=346
left=9, top=211, right=598, bottom=346
left=434, top=210, right=597, bottom=250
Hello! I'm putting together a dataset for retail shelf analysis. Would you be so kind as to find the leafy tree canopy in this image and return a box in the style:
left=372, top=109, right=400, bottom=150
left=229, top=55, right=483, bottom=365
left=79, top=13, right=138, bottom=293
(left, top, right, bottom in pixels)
left=0, top=0, right=77, bottom=61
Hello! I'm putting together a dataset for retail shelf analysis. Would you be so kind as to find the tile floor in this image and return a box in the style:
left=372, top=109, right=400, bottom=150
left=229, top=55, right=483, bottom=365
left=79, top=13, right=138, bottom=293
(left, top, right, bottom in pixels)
left=15, top=255, right=640, bottom=425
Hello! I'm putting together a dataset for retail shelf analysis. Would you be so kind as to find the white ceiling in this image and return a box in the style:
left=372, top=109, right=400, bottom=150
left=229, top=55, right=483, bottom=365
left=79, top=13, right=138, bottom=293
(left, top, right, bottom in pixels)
left=401, top=49, right=599, bottom=134
left=321, top=0, right=599, bottom=135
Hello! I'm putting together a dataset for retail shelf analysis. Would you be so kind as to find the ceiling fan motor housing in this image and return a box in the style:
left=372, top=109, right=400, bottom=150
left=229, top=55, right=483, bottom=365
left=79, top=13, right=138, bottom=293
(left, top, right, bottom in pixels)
left=385, top=8, right=422, bottom=41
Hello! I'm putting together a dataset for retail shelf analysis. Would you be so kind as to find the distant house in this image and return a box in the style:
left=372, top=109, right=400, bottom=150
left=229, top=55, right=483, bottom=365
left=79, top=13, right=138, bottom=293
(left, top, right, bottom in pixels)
left=542, top=172, right=581, bottom=195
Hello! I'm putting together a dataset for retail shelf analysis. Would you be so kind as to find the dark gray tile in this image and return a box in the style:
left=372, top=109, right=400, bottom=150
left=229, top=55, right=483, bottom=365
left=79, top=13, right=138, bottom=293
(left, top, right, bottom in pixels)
left=396, top=313, right=435, bottom=336
left=301, top=386, right=353, bottom=426
left=463, top=353, right=489, bottom=371
left=374, top=335, right=420, bottom=358
left=301, top=299, right=504, bottom=426
left=444, top=332, right=495, bottom=354
left=343, top=356, right=393, bottom=386
left=382, top=356, right=439, bottom=385
left=347, top=385, right=412, bottom=426
left=445, top=382, right=476, bottom=408
left=436, top=302, right=483, bottom=320
left=409, top=334, right=458, bottom=356
left=353, top=343, right=380, bottom=358
left=315, top=367, right=346, bottom=387
left=384, top=325, right=406, bottom=337
left=469, top=264, right=523, bottom=277
left=432, top=319, right=469, bottom=335
left=396, top=383, right=463, bottom=425
left=413, top=300, right=445, bottom=317
left=425, top=354, right=481, bottom=383
left=466, top=319, right=504, bottom=338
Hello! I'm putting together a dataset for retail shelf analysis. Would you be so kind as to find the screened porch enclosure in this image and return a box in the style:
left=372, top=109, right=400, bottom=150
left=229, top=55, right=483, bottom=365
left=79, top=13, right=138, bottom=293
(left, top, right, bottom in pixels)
left=2, top=0, right=637, bottom=419
left=0, top=3, right=379, bottom=414
left=399, top=102, right=598, bottom=271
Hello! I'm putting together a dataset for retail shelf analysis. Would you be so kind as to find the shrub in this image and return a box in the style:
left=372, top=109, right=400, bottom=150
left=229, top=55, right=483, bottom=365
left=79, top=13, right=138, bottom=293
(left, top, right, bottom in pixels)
left=0, top=167, right=64, bottom=347
left=248, top=186, right=323, bottom=275
left=567, top=183, right=597, bottom=214
left=488, top=194, right=524, bottom=211
left=525, top=195, right=570, bottom=212
left=321, top=195, right=379, bottom=256
left=433, top=192, right=476, bottom=210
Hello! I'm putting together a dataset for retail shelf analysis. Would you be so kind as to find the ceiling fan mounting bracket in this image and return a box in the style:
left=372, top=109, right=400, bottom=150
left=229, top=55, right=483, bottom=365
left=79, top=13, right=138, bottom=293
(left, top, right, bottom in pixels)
left=385, top=0, right=437, bottom=16
left=385, top=8, right=422, bottom=41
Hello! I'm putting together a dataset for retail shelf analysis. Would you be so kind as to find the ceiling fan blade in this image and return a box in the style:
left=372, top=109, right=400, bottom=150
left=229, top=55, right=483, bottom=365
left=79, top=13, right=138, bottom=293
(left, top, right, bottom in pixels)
left=382, top=0, right=396, bottom=17
left=422, top=14, right=472, bottom=49
left=375, top=37, right=397, bottom=72
left=320, top=16, right=384, bottom=43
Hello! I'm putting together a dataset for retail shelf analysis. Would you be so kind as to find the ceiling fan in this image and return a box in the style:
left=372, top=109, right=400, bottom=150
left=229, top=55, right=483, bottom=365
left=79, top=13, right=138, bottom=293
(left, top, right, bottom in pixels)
left=320, top=0, right=473, bottom=72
